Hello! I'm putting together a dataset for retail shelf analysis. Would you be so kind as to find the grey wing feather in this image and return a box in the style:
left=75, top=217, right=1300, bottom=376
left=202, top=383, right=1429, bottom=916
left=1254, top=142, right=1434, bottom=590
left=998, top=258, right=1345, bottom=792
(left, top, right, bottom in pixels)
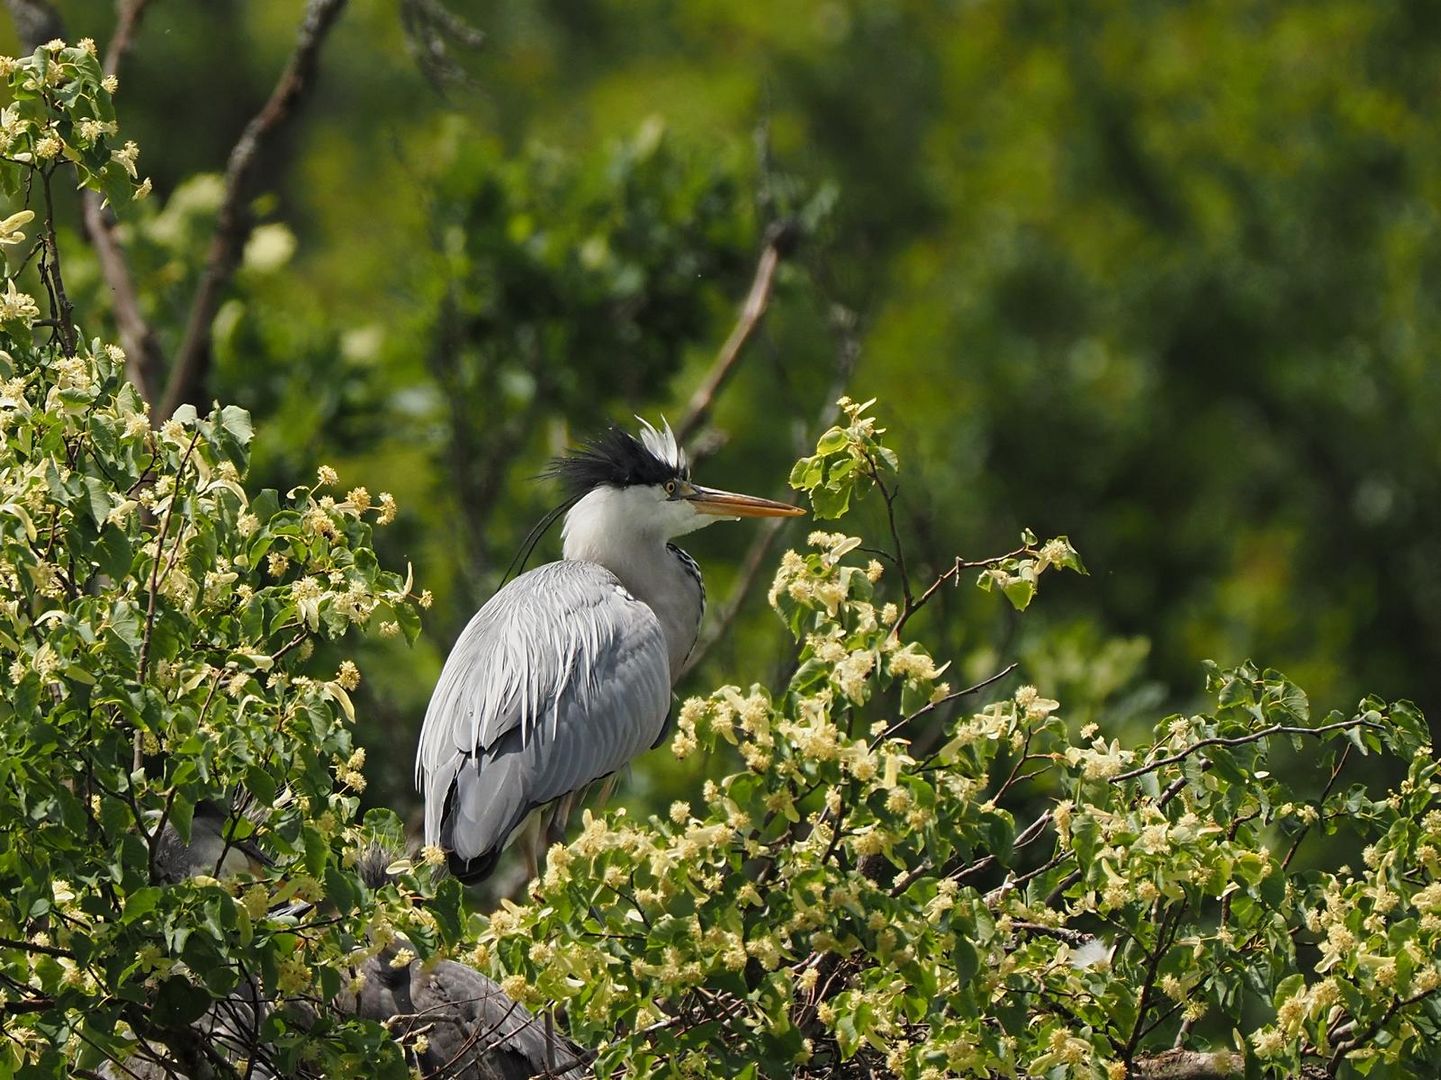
left=416, top=561, right=671, bottom=866
left=414, top=960, right=591, bottom=1078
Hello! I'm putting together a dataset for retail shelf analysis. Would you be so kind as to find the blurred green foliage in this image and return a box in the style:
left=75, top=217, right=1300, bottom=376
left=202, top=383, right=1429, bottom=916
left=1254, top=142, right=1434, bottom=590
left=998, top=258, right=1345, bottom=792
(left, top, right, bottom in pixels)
left=12, top=0, right=1441, bottom=835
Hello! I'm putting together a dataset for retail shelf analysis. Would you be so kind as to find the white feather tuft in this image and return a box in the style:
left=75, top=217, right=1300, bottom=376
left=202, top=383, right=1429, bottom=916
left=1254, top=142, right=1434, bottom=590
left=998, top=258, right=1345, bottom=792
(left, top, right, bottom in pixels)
left=634, top=416, right=686, bottom=474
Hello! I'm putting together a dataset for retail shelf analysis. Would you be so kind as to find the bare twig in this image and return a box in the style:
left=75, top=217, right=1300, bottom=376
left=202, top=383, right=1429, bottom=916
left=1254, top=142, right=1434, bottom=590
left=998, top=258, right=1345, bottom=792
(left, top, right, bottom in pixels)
left=894, top=807, right=1051, bottom=899
left=1328, top=984, right=1441, bottom=1062
left=160, top=0, right=350, bottom=418
left=39, top=165, right=76, bottom=354
left=878, top=661, right=1019, bottom=747
left=675, top=218, right=800, bottom=446
left=0, top=935, right=73, bottom=958
left=104, top=0, right=155, bottom=77
left=64, top=0, right=167, bottom=401
left=399, top=0, right=485, bottom=93
left=1281, top=744, right=1349, bottom=871
left=894, top=544, right=1033, bottom=635
left=1010, top=921, right=1096, bottom=948
left=870, top=462, right=913, bottom=608
left=1124, top=903, right=1179, bottom=1062
left=676, top=295, right=857, bottom=681
left=83, top=192, right=164, bottom=402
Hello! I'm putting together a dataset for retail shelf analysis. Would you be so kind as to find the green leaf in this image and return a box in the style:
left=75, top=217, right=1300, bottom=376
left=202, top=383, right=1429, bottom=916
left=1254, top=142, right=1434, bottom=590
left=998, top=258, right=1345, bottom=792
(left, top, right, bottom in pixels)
left=93, top=526, right=133, bottom=581
left=122, top=887, right=162, bottom=924
left=815, top=427, right=849, bottom=455
left=1002, top=576, right=1035, bottom=611
left=213, top=404, right=255, bottom=467
left=153, top=974, right=212, bottom=1026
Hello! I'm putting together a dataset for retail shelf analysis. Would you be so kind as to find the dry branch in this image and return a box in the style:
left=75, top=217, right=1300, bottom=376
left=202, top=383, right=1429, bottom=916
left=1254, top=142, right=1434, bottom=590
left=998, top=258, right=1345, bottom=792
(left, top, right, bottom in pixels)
left=676, top=294, right=857, bottom=681
left=159, top=0, right=349, bottom=419
left=83, top=191, right=163, bottom=401
left=1130, top=1049, right=1245, bottom=1079
left=103, top=0, right=154, bottom=78
left=675, top=218, right=800, bottom=446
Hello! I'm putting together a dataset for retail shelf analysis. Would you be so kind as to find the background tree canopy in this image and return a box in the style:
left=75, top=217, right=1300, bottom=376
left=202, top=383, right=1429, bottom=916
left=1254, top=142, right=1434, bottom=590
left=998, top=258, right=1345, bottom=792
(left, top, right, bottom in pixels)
left=18, top=0, right=1440, bottom=817
left=3, top=1, right=1441, bottom=1076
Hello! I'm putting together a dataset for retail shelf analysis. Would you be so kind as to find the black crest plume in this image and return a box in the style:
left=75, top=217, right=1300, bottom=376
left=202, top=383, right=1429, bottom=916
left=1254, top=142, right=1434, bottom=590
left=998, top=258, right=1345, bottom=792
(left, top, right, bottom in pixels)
left=505, top=421, right=688, bottom=581
left=543, top=423, right=689, bottom=501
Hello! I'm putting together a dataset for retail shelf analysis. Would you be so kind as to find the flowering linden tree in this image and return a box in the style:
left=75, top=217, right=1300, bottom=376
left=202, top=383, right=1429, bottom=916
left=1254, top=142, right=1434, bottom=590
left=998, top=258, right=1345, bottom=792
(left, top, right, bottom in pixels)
left=475, top=398, right=1441, bottom=1079
left=0, top=43, right=466, bottom=1077
left=2, top=37, right=1440, bottom=1080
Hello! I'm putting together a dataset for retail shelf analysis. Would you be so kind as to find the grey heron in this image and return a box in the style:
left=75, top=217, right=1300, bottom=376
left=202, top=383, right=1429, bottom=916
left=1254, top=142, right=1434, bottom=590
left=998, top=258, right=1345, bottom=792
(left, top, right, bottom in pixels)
left=340, top=846, right=593, bottom=1078
left=153, top=799, right=271, bottom=883
left=416, top=419, right=803, bottom=881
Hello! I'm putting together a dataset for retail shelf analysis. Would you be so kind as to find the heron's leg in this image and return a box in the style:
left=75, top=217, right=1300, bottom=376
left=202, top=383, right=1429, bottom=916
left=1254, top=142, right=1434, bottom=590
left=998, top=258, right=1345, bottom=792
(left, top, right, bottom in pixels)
left=594, top=773, right=621, bottom=807
left=517, top=811, right=544, bottom=884
left=546, top=791, right=576, bottom=850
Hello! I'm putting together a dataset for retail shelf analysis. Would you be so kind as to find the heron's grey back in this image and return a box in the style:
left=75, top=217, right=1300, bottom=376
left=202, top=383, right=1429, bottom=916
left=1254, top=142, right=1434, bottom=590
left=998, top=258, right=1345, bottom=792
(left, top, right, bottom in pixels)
left=417, top=560, right=671, bottom=869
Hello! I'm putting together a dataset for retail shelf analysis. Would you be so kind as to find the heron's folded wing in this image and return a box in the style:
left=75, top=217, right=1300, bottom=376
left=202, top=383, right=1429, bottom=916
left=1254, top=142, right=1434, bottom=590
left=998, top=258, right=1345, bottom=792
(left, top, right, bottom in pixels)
left=416, top=561, right=671, bottom=858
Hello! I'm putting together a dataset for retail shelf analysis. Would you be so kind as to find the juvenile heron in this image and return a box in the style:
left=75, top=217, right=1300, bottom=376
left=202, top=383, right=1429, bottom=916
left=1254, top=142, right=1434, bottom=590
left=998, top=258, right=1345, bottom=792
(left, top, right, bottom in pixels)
left=416, top=419, right=803, bottom=881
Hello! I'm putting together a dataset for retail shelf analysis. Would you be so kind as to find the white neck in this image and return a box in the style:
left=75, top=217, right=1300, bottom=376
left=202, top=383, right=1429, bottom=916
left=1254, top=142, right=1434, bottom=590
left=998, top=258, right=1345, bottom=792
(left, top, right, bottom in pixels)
left=561, top=486, right=703, bottom=681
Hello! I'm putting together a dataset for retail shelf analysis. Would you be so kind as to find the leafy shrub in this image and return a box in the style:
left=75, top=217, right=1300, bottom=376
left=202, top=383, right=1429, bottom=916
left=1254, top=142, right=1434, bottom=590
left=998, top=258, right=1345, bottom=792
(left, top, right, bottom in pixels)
left=0, top=44, right=456, bottom=1076
left=477, top=402, right=1440, bottom=1079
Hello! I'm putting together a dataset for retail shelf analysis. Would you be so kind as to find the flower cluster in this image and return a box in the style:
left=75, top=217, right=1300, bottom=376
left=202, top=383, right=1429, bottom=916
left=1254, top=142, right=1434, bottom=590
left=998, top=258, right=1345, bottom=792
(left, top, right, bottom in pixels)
left=446, top=408, right=1441, bottom=1079
left=0, top=327, right=434, bottom=1074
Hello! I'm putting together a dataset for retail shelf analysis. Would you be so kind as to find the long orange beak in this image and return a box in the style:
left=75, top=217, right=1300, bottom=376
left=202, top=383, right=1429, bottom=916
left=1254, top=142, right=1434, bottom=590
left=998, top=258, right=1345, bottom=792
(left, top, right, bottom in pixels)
left=687, top=484, right=806, bottom=519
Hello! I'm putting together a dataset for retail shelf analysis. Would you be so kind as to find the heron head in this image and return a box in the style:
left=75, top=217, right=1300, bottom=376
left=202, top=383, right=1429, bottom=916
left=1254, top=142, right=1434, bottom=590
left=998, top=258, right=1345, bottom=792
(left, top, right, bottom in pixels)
left=549, top=419, right=804, bottom=542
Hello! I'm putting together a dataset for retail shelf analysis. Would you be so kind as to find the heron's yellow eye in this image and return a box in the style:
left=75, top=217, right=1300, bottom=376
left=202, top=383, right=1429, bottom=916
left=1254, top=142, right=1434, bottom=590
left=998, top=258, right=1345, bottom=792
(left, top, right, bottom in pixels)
left=664, top=480, right=677, bottom=496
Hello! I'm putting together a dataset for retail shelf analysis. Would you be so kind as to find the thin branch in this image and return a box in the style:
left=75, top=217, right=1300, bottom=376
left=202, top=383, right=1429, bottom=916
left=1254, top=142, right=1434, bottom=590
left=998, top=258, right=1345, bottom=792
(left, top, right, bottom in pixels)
left=103, top=0, right=154, bottom=77
left=1156, top=767, right=1199, bottom=810
left=1124, top=903, right=1179, bottom=1061
left=1130, top=1049, right=1245, bottom=1079
left=895, top=544, right=1033, bottom=635
left=1281, top=744, right=1349, bottom=871
left=83, top=190, right=163, bottom=402
left=80, top=0, right=182, bottom=404
left=870, top=462, right=913, bottom=609
left=877, top=662, right=1018, bottom=747
left=0, top=935, right=73, bottom=958
left=1328, top=984, right=1441, bottom=1062
left=894, top=807, right=1051, bottom=898
left=1, top=995, right=56, bottom=1014
left=159, top=0, right=350, bottom=418
left=1010, top=921, right=1095, bottom=948
left=676, top=295, right=858, bottom=681
left=39, top=165, right=76, bottom=354
left=675, top=218, right=800, bottom=446
left=1110, top=717, right=1385, bottom=783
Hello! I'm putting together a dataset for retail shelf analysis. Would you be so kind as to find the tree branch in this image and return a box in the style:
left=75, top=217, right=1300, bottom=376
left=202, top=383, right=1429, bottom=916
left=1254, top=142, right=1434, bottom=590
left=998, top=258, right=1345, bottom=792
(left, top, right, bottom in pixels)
left=675, top=218, right=800, bottom=447
left=103, top=0, right=154, bottom=78
left=77, top=0, right=166, bottom=402
left=83, top=190, right=164, bottom=401
left=676, top=512, right=785, bottom=682
left=676, top=292, right=856, bottom=681
left=159, top=0, right=349, bottom=419
left=0, top=934, right=74, bottom=958
left=894, top=543, right=1033, bottom=635
left=1130, top=1049, right=1245, bottom=1079
left=1110, top=716, right=1385, bottom=783
left=1329, top=984, right=1441, bottom=1062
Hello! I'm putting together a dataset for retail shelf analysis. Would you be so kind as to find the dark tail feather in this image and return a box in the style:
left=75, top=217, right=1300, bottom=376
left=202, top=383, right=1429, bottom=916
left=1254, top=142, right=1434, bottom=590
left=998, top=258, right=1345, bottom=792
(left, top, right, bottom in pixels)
left=447, top=846, right=502, bottom=884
